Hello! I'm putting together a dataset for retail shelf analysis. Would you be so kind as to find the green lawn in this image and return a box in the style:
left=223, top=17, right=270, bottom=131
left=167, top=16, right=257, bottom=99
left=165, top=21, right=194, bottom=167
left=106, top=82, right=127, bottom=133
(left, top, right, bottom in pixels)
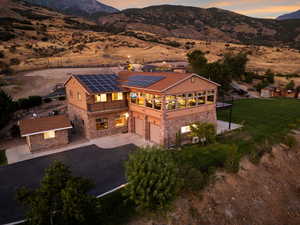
left=0, top=150, right=7, bottom=166
left=218, top=98, right=300, bottom=141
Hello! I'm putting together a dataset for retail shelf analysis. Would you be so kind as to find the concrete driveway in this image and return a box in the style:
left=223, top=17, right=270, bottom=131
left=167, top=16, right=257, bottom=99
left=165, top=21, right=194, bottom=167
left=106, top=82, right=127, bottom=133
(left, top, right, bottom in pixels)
left=0, top=144, right=137, bottom=225
left=6, top=133, right=153, bottom=164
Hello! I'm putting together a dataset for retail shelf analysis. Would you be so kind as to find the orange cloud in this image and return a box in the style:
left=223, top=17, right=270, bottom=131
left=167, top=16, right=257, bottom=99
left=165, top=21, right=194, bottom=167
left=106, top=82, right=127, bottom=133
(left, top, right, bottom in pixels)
left=100, top=0, right=174, bottom=9
left=237, top=3, right=300, bottom=15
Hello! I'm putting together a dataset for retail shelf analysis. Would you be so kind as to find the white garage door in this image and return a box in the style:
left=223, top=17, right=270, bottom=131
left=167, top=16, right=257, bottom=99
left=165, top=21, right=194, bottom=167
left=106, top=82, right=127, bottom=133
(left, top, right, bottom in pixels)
left=135, top=118, right=144, bottom=136
left=150, top=123, right=160, bottom=144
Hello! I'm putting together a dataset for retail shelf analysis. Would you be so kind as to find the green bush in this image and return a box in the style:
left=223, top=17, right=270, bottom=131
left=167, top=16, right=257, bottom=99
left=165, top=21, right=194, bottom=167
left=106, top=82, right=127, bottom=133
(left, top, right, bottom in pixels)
left=179, top=144, right=239, bottom=173
left=283, top=135, right=297, bottom=148
left=0, top=150, right=7, bottom=166
left=124, top=147, right=182, bottom=210
left=189, top=122, right=217, bottom=145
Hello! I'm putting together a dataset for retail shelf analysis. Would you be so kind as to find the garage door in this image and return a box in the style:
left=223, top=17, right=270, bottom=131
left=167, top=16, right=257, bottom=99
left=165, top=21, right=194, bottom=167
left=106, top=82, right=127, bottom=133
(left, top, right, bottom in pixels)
left=135, top=118, right=144, bottom=136
left=150, top=123, right=160, bottom=144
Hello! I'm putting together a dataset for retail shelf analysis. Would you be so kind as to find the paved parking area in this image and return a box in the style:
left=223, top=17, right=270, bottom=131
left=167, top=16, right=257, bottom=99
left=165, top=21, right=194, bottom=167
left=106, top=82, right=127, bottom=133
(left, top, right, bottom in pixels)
left=6, top=133, right=153, bottom=164
left=0, top=144, right=137, bottom=225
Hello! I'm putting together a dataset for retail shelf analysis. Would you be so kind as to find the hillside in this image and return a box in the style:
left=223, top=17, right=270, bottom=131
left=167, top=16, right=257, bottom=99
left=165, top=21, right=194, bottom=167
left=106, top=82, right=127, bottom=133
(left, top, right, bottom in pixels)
left=277, top=10, right=300, bottom=20
left=23, top=0, right=118, bottom=17
left=128, top=137, right=300, bottom=225
left=98, top=5, right=300, bottom=49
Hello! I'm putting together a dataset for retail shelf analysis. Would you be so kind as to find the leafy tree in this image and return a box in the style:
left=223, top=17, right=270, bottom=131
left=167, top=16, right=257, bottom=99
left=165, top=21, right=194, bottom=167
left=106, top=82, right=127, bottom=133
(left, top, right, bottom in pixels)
left=187, top=50, right=207, bottom=75
left=285, top=80, right=295, bottom=90
left=265, top=69, right=275, bottom=84
left=17, top=161, right=101, bottom=225
left=0, top=89, right=16, bottom=127
left=223, top=52, right=248, bottom=80
left=124, top=147, right=182, bottom=210
left=189, top=122, right=217, bottom=145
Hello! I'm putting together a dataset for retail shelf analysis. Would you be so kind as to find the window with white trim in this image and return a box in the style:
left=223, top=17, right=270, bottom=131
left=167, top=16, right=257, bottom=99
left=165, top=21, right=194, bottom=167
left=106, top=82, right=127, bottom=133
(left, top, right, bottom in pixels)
left=112, top=92, right=123, bottom=101
left=95, top=94, right=107, bottom=103
left=44, top=130, right=55, bottom=139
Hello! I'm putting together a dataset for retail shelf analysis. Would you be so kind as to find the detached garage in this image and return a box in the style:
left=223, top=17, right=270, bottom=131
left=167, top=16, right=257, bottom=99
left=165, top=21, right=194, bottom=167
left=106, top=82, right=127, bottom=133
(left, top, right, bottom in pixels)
left=19, top=115, right=72, bottom=152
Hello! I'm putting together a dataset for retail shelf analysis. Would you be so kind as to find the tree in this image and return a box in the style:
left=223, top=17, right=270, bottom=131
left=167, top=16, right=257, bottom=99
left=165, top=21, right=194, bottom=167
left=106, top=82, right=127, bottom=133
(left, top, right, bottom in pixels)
left=124, top=147, right=182, bottom=210
left=187, top=50, right=207, bottom=75
left=17, top=161, right=101, bottom=225
left=285, top=80, right=295, bottom=90
left=265, top=69, right=275, bottom=84
left=223, top=52, right=248, bottom=80
left=189, top=122, right=217, bottom=145
left=0, top=89, right=16, bottom=128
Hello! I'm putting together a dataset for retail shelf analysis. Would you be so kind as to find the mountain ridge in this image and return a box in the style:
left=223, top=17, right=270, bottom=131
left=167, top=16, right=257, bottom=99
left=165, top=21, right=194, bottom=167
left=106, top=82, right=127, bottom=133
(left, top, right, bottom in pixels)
left=98, top=5, right=300, bottom=49
left=23, top=0, right=119, bottom=17
left=277, top=10, right=300, bottom=20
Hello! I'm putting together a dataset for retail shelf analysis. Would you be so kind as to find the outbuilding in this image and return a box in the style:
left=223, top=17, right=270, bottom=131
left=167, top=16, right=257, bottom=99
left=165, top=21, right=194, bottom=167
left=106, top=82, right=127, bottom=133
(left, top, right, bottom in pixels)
left=19, top=115, right=72, bottom=152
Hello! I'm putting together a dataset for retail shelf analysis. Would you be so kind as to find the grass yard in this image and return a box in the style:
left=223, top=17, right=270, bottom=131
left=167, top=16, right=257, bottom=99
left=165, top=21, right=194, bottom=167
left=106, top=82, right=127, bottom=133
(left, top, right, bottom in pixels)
left=218, top=98, right=300, bottom=141
left=217, top=98, right=300, bottom=158
left=0, top=150, right=7, bottom=166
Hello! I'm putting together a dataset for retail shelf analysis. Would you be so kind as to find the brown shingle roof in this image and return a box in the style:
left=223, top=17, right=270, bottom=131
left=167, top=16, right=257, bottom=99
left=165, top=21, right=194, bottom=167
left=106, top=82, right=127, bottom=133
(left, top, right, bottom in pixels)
left=19, top=115, right=72, bottom=136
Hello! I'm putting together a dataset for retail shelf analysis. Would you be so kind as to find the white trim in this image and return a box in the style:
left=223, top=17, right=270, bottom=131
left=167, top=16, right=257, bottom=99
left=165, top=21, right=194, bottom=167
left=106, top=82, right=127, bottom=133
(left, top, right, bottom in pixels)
left=162, top=73, right=220, bottom=93
left=1, top=183, right=128, bottom=225
left=2, top=220, right=26, bottom=225
left=96, top=183, right=128, bottom=198
left=21, top=126, right=73, bottom=137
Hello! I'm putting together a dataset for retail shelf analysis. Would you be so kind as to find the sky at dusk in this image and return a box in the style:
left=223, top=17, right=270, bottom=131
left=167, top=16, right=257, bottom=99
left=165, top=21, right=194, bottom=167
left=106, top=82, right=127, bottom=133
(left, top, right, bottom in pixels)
left=101, top=0, right=300, bottom=18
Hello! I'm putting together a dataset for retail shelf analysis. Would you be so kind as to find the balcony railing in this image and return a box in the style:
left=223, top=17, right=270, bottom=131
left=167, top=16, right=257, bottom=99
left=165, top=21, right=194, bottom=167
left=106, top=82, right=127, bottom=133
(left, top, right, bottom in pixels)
left=88, top=100, right=128, bottom=112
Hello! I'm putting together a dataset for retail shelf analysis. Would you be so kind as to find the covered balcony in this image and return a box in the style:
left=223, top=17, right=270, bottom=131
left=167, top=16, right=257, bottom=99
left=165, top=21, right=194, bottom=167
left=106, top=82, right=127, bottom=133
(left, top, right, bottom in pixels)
left=87, top=92, right=128, bottom=112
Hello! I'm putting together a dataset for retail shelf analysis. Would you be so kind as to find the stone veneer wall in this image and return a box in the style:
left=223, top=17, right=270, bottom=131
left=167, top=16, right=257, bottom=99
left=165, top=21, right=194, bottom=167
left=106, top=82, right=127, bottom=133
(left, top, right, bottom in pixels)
left=164, top=109, right=217, bottom=147
left=29, top=129, right=69, bottom=152
left=68, top=103, right=128, bottom=139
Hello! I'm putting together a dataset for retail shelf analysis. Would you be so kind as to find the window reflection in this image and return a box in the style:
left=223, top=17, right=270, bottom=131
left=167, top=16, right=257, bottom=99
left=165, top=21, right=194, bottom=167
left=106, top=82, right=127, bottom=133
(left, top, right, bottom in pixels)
left=177, top=94, right=186, bottom=109
left=166, top=95, right=176, bottom=110
left=207, top=90, right=215, bottom=104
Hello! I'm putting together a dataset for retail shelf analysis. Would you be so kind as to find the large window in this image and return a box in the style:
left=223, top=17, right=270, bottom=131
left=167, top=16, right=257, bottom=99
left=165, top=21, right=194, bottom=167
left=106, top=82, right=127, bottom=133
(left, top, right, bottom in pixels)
left=153, top=95, right=162, bottom=110
left=197, top=91, right=206, bottom=105
left=95, top=94, right=107, bottom=103
left=96, top=118, right=108, bottom=130
left=138, top=93, right=145, bottom=106
left=145, top=93, right=154, bottom=108
left=207, top=90, right=215, bottom=104
left=177, top=94, right=186, bottom=109
left=44, top=130, right=55, bottom=139
left=166, top=95, right=176, bottom=110
left=112, top=92, right=123, bottom=101
left=187, top=93, right=197, bottom=107
left=130, top=92, right=138, bottom=104
left=115, top=113, right=128, bottom=127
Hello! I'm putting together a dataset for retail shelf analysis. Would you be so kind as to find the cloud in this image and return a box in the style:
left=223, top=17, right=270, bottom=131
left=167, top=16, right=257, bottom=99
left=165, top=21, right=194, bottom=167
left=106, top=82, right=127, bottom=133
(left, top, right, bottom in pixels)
left=237, top=3, right=300, bottom=15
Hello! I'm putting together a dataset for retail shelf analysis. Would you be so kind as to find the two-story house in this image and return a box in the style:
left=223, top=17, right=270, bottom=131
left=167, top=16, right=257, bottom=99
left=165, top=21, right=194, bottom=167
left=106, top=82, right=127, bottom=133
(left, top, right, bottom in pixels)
left=65, top=71, right=220, bottom=147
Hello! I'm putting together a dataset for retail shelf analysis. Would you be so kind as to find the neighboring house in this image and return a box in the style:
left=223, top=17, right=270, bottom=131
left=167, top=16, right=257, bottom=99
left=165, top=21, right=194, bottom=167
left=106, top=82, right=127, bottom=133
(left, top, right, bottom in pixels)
left=65, top=72, right=220, bottom=147
left=19, top=115, right=72, bottom=152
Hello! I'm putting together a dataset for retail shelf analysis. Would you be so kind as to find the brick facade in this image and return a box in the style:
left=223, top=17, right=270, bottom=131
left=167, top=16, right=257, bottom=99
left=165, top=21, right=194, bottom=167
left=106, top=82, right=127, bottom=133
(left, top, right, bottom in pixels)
left=27, top=129, right=69, bottom=152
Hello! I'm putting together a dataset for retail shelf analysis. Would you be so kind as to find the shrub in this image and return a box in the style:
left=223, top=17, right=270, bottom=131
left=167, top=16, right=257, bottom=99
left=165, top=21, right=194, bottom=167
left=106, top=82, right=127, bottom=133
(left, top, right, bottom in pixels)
left=283, top=135, right=297, bottom=148
left=0, top=149, right=7, bottom=166
left=124, top=147, right=182, bottom=210
left=179, top=144, right=239, bottom=173
left=189, top=122, right=217, bottom=145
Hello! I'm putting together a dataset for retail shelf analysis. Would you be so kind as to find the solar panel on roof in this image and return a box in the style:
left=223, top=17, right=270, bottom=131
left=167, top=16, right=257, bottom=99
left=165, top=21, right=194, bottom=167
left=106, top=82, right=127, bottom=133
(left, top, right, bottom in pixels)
left=75, top=74, right=123, bottom=93
left=124, top=75, right=165, bottom=88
